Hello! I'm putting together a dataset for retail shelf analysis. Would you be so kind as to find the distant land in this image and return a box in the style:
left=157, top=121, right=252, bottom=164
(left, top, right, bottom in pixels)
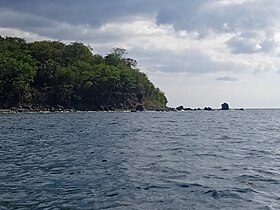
left=0, top=36, right=167, bottom=112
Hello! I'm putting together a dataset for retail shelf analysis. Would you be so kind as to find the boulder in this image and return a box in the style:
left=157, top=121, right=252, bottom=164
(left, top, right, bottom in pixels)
left=221, top=103, right=229, bottom=110
left=136, top=104, right=145, bottom=111
left=176, top=105, right=184, bottom=111
left=204, top=107, right=213, bottom=111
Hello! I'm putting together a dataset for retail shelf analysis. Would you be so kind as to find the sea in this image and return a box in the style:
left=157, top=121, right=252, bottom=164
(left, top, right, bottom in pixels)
left=0, top=110, right=280, bottom=210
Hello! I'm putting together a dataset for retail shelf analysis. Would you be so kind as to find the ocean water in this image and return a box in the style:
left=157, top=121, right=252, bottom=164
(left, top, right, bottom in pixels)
left=0, top=110, right=280, bottom=210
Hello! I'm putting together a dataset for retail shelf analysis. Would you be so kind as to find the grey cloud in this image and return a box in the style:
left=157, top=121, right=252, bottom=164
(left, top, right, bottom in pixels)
left=2, top=0, right=280, bottom=33
left=260, top=39, right=276, bottom=52
left=34, top=24, right=125, bottom=43
left=156, top=0, right=280, bottom=33
left=0, top=0, right=161, bottom=27
left=0, top=9, right=56, bottom=30
left=129, top=47, right=243, bottom=74
left=1, top=0, right=280, bottom=42
left=0, top=8, right=126, bottom=43
left=227, top=31, right=280, bottom=54
left=0, top=0, right=163, bottom=41
left=216, top=76, right=238, bottom=82
left=227, top=33, right=261, bottom=54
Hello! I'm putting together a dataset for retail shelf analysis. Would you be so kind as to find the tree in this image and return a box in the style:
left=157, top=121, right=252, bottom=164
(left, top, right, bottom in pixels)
left=0, top=51, right=37, bottom=107
left=0, top=37, right=168, bottom=110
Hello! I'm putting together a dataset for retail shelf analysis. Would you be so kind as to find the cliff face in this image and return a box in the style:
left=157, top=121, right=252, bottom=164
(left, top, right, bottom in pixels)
left=0, top=37, right=167, bottom=111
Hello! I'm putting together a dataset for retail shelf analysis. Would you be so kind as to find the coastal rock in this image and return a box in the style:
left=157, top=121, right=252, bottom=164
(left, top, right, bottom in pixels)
left=176, top=105, right=184, bottom=111
left=221, top=103, right=229, bottom=110
left=21, top=105, right=32, bottom=110
left=136, top=104, right=145, bottom=111
left=204, top=107, right=213, bottom=111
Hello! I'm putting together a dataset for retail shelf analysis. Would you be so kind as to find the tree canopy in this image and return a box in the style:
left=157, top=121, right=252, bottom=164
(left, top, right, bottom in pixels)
left=0, top=36, right=167, bottom=111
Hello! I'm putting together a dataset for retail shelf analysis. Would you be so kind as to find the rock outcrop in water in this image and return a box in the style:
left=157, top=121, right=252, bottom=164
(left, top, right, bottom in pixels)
left=166, top=103, right=235, bottom=112
left=176, top=105, right=184, bottom=111
left=221, top=103, right=230, bottom=110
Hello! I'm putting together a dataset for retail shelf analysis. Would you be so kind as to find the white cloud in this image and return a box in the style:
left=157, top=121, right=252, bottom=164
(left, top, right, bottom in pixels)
left=0, top=27, right=52, bottom=42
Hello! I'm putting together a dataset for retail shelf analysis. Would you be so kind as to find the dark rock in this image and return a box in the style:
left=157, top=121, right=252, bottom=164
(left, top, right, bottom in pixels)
left=155, top=108, right=166, bottom=112
left=136, top=104, right=145, bottom=111
left=22, top=105, right=32, bottom=110
left=0, top=109, right=11, bottom=113
left=56, top=104, right=64, bottom=111
left=221, top=103, right=230, bottom=110
left=204, top=107, right=213, bottom=111
left=176, top=105, right=184, bottom=111
left=183, top=107, right=192, bottom=111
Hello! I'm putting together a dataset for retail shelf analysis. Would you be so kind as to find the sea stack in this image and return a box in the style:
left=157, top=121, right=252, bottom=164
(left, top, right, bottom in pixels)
left=221, top=103, right=229, bottom=110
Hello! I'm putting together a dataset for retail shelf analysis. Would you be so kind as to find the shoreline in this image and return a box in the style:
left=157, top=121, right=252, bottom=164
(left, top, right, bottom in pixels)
left=0, top=107, right=245, bottom=113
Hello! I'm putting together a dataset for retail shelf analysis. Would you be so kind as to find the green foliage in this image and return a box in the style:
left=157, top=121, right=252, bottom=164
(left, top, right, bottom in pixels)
left=0, top=36, right=167, bottom=110
left=0, top=37, right=37, bottom=108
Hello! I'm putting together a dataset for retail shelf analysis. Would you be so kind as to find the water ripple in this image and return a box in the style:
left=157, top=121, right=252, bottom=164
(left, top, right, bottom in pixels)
left=1, top=110, right=280, bottom=209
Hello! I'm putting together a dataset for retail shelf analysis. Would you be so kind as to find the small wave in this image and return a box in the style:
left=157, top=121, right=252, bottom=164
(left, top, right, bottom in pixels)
left=195, top=153, right=225, bottom=158
left=171, top=147, right=182, bottom=151
left=204, top=189, right=243, bottom=200
left=255, top=205, right=275, bottom=210
left=230, top=140, right=244, bottom=144
left=233, top=187, right=258, bottom=194
left=99, top=201, right=132, bottom=209
left=220, top=135, right=231, bottom=140
left=170, top=180, right=205, bottom=189
left=235, top=174, right=280, bottom=184
left=105, top=192, right=119, bottom=197
left=143, top=184, right=169, bottom=191
left=251, top=168, right=279, bottom=176
left=108, top=122, right=118, bottom=125
left=180, top=133, right=198, bottom=137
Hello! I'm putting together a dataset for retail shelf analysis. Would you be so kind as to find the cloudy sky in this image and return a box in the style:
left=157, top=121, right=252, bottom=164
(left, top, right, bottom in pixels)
left=1, top=0, right=280, bottom=108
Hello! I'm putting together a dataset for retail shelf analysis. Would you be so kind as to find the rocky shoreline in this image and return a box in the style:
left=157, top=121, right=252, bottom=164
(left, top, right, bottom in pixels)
left=0, top=103, right=245, bottom=113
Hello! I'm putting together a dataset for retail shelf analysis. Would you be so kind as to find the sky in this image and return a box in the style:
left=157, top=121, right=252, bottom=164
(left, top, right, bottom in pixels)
left=1, top=0, right=280, bottom=108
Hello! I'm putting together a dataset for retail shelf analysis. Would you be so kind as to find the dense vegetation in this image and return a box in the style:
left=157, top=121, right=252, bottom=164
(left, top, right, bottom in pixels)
left=0, top=36, right=167, bottom=111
